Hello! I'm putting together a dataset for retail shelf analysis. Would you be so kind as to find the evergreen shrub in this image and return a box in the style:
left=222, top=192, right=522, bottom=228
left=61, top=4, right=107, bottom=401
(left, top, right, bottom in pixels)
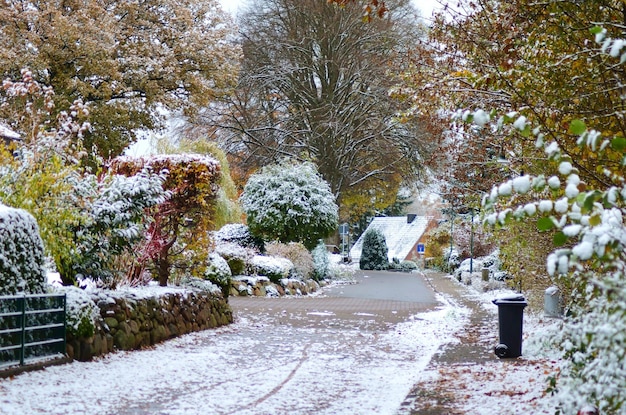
left=0, top=204, right=46, bottom=295
left=311, top=240, right=330, bottom=281
left=359, top=229, right=389, bottom=270
left=250, top=255, right=293, bottom=283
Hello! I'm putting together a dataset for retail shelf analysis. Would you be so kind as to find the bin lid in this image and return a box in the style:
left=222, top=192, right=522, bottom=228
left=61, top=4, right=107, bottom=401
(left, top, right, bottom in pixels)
left=492, top=294, right=527, bottom=306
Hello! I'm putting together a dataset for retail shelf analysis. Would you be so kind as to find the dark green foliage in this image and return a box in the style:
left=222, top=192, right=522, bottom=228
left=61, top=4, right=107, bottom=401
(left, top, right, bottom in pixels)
left=0, top=205, right=46, bottom=295
left=359, top=229, right=389, bottom=270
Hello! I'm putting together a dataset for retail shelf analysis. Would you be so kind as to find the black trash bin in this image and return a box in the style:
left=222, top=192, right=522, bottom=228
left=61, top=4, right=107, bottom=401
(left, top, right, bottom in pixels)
left=492, top=294, right=527, bottom=358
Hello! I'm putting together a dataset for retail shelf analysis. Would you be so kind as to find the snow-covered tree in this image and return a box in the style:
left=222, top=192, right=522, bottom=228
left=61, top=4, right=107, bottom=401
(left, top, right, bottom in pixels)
left=359, top=228, right=388, bottom=270
left=240, top=162, right=339, bottom=249
left=0, top=204, right=46, bottom=295
left=480, top=59, right=626, bottom=413
left=221, top=0, right=434, bottom=214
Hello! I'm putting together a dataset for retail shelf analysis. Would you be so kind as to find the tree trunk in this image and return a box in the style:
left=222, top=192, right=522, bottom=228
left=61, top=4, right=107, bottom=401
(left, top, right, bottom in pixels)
left=157, top=254, right=170, bottom=287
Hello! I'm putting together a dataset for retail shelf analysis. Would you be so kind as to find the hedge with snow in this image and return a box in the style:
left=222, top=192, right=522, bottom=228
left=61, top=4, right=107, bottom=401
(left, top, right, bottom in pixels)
left=0, top=204, right=46, bottom=295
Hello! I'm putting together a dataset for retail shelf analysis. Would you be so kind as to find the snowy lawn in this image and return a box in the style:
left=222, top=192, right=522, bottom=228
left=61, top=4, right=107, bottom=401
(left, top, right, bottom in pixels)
left=0, top=292, right=465, bottom=415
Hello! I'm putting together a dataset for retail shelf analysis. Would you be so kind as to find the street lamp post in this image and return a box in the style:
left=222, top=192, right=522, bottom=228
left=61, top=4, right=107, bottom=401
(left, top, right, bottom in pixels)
left=470, top=208, right=475, bottom=273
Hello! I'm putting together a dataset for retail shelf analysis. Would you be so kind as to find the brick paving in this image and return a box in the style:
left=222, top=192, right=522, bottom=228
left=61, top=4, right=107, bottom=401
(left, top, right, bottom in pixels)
left=230, top=295, right=437, bottom=330
left=229, top=270, right=440, bottom=330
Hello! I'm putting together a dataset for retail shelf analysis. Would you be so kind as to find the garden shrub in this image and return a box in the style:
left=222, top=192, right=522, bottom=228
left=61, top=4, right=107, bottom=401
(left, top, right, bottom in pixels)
left=311, top=240, right=330, bottom=280
left=359, top=228, right=389, bottom=270
left=178, top=276, right=222, bottom=295
left=0, top=204, right=46, bottom=295
left=249, top=255, right=293, bottom=283
left=400, top=260, right=418, bottom=271
left=215, top=242, right=254, bottom=275
left=56, top=286, right=99, bottom=339
left=265, top=242, right=314, bottom=279
left=213, top=223, right=265, bottom=252
left=203, top=252, right=232, bottom=296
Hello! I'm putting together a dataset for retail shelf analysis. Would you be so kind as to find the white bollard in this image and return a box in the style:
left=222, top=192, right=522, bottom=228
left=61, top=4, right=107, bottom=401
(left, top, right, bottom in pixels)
left=544, top=286, right=562, bottom=318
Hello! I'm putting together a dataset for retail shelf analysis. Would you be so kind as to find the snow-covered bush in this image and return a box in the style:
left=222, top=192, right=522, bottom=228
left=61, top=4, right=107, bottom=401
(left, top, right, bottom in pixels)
left=249, top=255, right=293, bottom=283
left=478, top=94, right=626, bottom=411
left=389, top=258, right=418, bottom=271
left=70, top=168, right=169, bottom=286
left=213, top=223, right=264, bottom=252
left=327, top=255, right=357, bottom=281
left=178, top=276, right=222, bottom=295
left=0, top=204, right=46, bottom=295
left=399, top=260, right=418, bottom=271
left=453, top=250, right=504, bottom=280
left=55, top=286, right=99, bottom=338
left=110, top=154, right=221, bottom=286
left=265, top=242, right=314, bottom=279
left=359, top=228, right=389, bottom=270
left=215, top=242, right=254, bottom=275
left=425, top=223, right=453, bottom=271
left=240, top=161, right=339, bottom=249
left=203, top=253, right=232, bottom=294
left=311, top=240, right=330, bottom=280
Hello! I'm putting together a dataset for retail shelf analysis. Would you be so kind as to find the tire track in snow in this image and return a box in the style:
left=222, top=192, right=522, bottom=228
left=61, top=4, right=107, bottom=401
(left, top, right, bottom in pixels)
left=225, top=342, right=312, bottom=414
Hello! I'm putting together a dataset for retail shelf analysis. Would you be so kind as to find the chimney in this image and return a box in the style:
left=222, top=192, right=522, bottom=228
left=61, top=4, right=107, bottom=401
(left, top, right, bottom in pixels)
left=407, top=214, right=417, bottom=224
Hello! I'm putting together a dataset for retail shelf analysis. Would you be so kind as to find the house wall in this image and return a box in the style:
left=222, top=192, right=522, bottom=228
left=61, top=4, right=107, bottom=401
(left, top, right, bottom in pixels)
left=404, top=219, right=438, bottom=262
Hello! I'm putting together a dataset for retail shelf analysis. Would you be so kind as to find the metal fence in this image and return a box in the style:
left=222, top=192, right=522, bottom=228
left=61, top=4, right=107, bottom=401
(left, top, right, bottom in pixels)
left=0, top=294, right=66, bottom=368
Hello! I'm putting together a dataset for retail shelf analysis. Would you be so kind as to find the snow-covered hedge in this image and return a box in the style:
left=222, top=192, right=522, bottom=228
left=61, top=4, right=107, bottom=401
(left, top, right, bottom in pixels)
left=0, top=204, right=46, bottom=295
left=249, top=255, right=293, bottom=283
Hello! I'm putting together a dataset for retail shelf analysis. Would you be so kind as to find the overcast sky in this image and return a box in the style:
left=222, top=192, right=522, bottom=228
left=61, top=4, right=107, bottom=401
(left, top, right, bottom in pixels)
left=219, top=0, right=446, bottom=21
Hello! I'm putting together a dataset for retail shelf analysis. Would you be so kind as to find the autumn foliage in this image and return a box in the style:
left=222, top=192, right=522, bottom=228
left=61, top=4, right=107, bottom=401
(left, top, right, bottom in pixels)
left=110, top=154, right=221, bottom=286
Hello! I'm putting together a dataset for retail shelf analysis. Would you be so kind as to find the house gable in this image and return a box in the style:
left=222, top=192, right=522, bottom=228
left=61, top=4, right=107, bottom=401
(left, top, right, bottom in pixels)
left=350, top=215, right=435, bottom=262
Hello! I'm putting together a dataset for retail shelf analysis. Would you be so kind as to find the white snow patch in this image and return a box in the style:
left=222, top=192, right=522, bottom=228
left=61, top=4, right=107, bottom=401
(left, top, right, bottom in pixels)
left=512, top=176, right=531, bottom=194
left=538, top=200, right=553, bottom=213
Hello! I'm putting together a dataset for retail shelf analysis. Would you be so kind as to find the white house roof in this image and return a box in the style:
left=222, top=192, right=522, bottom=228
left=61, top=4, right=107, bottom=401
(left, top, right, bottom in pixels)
left=350, top=215, right=432, bottom=262
left=0, top=124, right=20, bottom=140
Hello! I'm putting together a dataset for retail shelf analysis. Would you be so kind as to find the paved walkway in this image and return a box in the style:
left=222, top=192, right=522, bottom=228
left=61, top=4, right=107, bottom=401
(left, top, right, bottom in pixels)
left=398, top=273, right=499, bottom=414
left=230, top=270, right=439, bottom=331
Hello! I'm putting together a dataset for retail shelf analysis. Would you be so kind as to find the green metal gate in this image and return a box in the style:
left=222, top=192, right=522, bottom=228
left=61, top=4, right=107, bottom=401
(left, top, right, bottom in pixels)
left=0, top=294, right=66, bottom=368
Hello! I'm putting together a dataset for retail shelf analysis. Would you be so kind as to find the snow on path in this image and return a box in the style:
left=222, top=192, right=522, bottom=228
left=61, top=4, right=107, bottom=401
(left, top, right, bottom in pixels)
left=0, top=294, right=466, bottom=415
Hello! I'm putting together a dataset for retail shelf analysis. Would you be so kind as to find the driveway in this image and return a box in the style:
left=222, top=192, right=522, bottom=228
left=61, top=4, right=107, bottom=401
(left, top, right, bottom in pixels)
left=231, top=270, right=439, bottom=330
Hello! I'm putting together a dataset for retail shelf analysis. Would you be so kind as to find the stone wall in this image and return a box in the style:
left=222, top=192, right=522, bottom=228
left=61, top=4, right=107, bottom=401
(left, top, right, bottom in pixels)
left=230, top=276, right=321, bottom=297
left=67, top=290, right=232, bottom=362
